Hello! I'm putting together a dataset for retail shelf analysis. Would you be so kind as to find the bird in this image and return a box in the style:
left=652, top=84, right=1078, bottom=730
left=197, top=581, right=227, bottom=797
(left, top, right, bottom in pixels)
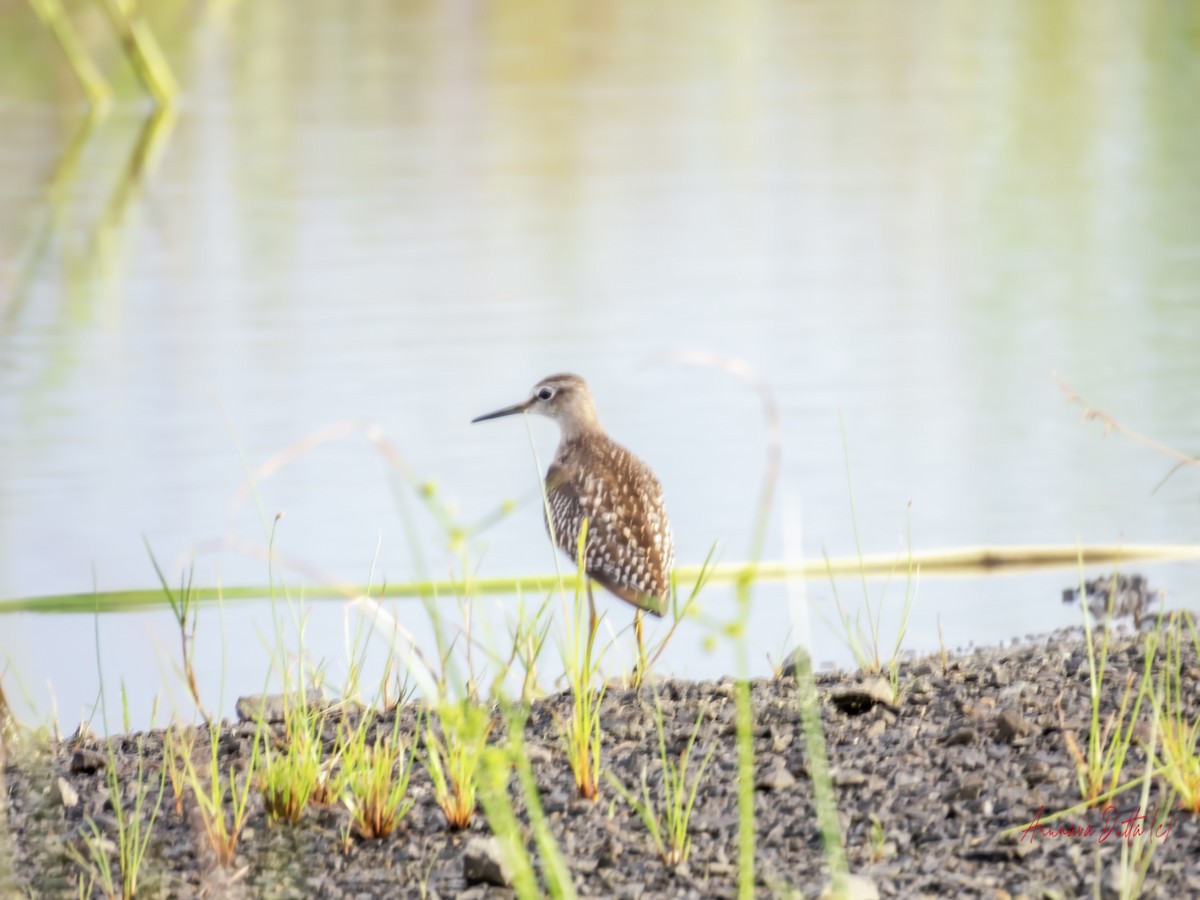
left=471, top=373, right=675, bottom=657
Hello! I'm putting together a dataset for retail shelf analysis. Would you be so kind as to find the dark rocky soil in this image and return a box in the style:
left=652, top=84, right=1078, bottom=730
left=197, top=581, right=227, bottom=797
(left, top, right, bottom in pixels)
left=3, top=624, right=1199, bottom=899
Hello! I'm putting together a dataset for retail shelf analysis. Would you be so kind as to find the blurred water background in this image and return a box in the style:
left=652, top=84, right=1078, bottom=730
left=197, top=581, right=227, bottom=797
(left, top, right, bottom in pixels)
left=1, top=0, right=1198, bottom=731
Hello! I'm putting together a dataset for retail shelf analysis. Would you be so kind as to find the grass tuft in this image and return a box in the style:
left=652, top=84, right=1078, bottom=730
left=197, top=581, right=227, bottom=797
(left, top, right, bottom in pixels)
left=1063, top=565, right=1151, bottom=806
left=336, top=715, right=417, bottom=840
left=606, top=692, right=715, bottom=866
left=66, top=738, right=165, bottom=898
left=257, top=710, right=327, bottom=824
left=557, top=519, right=605, bottom=801
left=182, top=723, right=260, bottom=866
left=1152, top=612, right=1200, bottom=811
left=424, top=699, right=494, bottom=829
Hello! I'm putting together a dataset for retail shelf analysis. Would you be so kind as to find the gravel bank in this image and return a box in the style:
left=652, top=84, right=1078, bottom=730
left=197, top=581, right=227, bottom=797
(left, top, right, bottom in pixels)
left=2, top=624, right=1197, bottom=898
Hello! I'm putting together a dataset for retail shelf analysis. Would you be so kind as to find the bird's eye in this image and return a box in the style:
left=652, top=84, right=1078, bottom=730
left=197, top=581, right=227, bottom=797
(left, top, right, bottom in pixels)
left=537, top=388, right=553, bottom=401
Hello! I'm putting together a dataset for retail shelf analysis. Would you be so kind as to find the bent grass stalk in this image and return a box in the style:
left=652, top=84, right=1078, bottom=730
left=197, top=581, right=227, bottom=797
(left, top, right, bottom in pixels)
left=145, top=541, right=208, bottom=722
left=425, top=699, right=493, bottom=829
left=606, top=695, right=715, bottom=866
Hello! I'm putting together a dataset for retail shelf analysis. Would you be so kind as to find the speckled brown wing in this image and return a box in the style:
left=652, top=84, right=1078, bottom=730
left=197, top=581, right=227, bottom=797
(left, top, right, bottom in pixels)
left=545, top=437, right=674, bottom=616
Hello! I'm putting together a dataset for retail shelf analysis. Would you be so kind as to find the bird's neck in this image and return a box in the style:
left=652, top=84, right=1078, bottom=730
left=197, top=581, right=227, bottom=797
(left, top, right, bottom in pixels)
left=556, top=411, right=602, bottom=443
left=553, top=420, right=606, bottom=462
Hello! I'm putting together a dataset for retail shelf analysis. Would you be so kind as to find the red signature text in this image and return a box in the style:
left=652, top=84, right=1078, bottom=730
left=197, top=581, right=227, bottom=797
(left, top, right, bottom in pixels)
left=1018, top=805, right=1174, bottom=847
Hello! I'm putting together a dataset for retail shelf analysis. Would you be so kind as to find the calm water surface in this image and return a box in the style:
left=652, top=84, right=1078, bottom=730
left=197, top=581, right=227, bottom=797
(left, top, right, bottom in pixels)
left=1, top=1, right=1199, bottom=729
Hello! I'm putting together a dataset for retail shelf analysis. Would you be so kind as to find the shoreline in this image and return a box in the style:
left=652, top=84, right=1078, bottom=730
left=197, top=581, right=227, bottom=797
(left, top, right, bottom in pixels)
left=2, top=622, right=1196, bottom=898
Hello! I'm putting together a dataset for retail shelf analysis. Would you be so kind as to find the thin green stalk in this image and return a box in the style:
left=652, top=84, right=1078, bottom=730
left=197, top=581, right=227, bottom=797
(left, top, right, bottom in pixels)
left=508, top=706, right=575, bottom=898
left=476, top=704, right=576, bottom=900
left=839, top=413, right=877, bottom=666
left=477, top=748, right=542, bottom=900
left=791, top=648, right=848, bottom=891
left=341, top=536, right=386, bottom=705
left=733, top=672, right=754, bottom=900
left=887, top=507, right=919, bottom=700
left=504, top=590, right=554, bottom=701
left=823, top=549, right=872, bottom=671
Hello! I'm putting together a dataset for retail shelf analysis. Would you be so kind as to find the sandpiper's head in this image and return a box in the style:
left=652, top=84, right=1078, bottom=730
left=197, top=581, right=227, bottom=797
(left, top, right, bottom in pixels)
left=471, top=373, right=599, bottom=436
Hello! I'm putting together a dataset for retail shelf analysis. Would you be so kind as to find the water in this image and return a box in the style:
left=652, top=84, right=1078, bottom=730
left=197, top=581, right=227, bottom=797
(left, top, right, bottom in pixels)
left=2, top=0, right=1199, bottom=731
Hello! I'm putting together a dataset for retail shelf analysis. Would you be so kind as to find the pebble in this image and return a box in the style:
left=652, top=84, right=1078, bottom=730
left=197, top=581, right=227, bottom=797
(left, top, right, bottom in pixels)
left=53, top=777, right=78, bottom=808
left=1022, top=760, right=1051, bottom=784
left=943, top=776, right=987, bottom=803
left=830, top=677, right=896, bottom=715
left=819, top=874, right=881, bottom=900
left=831, top=767, right=868, bottom=788
left=944, top=726, right=979, bottom=746
left=993, top=708, right=1033, bottom=743
left=755, top=765, right=797, bottom=791
left=462, top=836, right=512, bottom=887
left=69, top=748, right=106, bottom=774
left=235, top=689, right=327, bottom=723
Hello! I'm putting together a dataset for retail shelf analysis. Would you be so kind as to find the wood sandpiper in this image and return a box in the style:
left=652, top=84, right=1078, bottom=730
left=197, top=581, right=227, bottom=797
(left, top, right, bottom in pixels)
left=472, top=373, right=675, bottom=657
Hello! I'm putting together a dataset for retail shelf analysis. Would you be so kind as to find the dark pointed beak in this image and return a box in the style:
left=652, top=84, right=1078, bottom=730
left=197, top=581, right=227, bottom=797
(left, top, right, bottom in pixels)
left=471, top=399, right=532, bottom=424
